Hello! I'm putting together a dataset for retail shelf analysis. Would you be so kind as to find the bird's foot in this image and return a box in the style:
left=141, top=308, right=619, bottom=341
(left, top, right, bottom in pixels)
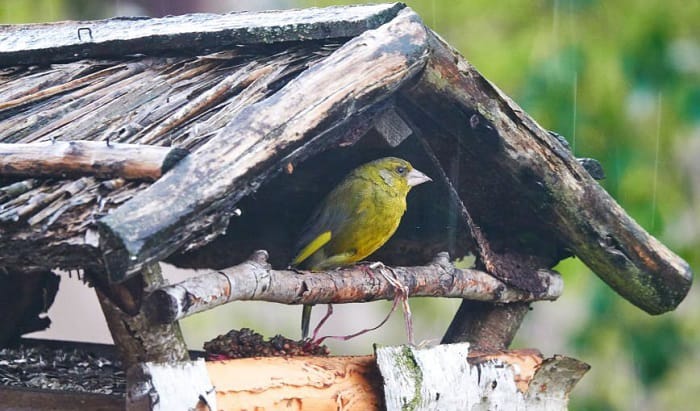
left=354, top=261, right=382, bottom=281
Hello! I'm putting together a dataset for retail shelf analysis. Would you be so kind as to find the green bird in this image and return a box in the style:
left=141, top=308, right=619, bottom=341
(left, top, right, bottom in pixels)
left=290, top=157, right=432, bottom=339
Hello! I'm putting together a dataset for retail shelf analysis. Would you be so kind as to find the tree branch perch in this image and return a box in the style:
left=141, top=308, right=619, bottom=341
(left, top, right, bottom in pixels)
left=144, top=250, right=563, bottom=324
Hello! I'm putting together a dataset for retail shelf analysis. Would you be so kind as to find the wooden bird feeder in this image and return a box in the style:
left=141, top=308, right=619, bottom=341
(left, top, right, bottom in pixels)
left=0, top=3, right=692, bottom=410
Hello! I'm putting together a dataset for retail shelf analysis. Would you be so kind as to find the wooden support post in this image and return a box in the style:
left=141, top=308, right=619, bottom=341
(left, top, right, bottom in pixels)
left=95, top=263, right=188, bottom=370
left=0, top=141, right=188, bottom=181
left=441, top=301, right=530, bottom=349
left=416, top=129, right=532, bottom=349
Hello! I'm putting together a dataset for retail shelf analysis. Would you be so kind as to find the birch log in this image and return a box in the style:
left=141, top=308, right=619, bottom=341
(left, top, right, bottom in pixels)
left=127, top=359, right=216, bottom=411
left=376, top=344, right=589, bottom=411
left=125, top=346, right=588, bottom=410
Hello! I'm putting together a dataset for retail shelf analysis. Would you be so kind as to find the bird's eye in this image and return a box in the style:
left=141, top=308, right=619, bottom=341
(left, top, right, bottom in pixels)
left=396, top=166, right=406, bottom=174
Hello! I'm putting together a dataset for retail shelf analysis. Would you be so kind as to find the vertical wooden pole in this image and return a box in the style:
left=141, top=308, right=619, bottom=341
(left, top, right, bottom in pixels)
left=94, top=263, right=188, bottom=369
left=441, top=301, right=529, bottom=350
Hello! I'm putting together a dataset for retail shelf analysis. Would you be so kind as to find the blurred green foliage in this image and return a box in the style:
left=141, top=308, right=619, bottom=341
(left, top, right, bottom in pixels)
left=0, top=0, right=109, bottom=22
left=3, top=1, right=699, bottom=409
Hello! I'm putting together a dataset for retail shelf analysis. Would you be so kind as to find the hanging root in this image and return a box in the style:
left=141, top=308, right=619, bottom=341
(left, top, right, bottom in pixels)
left=310, top=261, right=414, bottom=346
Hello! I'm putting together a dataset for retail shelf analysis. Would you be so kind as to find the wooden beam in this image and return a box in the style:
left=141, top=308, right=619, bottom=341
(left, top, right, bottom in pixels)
left=0, top=141, right=187, bottom=181
left=0, top=3, right=405, bottom=66
left=373, top=107, right=413, bottom=147
left=416, top=121, right=531, bottom=349
left=401, top=30, right=692, bottom=315
left=97, top=9, right=430, bottom=283
left=143, top=251, right=563, bottom=324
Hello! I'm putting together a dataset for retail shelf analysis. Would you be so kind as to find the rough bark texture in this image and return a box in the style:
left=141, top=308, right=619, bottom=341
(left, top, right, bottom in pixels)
left=0, top=141, right=187, bottom=181
left=95, top=263, right=188, bottom=370
left=127, top=359, right=215, bottom=411
left=97, top=9, right=431, bottom=283
left=399, top=29, right=692, bottom=315
left=144, top=251, right=562, bottom=324
left=0, top=3, right=405, bottom=66
left=377, top=344, right=589, bottom=411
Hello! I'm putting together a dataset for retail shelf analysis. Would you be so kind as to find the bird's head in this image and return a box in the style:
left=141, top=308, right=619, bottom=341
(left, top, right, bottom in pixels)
left=356, top=157, right=432, bottom=196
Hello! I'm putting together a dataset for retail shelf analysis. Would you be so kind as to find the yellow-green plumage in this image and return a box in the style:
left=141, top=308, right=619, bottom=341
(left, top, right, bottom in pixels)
left=291, top=157, right=431, bottom=338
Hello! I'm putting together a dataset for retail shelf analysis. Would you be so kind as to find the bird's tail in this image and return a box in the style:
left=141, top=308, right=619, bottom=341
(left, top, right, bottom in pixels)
left=301, top=304, right=313, bottom=339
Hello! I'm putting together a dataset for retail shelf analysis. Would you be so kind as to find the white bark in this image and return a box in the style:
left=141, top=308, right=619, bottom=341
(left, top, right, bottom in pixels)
left=376, top=343, right=588, bottom=411
left=127, top=359, right=216, bottom=411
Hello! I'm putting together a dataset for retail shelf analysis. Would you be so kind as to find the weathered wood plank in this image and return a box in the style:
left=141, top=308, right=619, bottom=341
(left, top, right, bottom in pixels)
left=401, top=30, right=692, bottom=315
left=143, top=251, right=563, bottom=324
left=0, top=3, right=405, bottom=66
left=0, top=141, right=188, bottom=181
left=97, top=9, right=430, bottom=283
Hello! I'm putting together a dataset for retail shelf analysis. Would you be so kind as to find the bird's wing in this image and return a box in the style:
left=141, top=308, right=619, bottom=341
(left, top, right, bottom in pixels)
left=291, top=178, right=368, bottom=267
left=291, top=230, right=331, bottom=266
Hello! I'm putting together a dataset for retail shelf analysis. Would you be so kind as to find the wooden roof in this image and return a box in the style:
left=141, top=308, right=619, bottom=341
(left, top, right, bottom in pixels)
left=0, top=3, right=692, bottom=316
left=0, top=37, right=342, bottom=270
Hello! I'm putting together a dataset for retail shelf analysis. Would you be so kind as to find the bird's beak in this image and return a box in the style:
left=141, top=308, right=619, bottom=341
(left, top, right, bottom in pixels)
left=406, top=168, right=432, bottom=187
